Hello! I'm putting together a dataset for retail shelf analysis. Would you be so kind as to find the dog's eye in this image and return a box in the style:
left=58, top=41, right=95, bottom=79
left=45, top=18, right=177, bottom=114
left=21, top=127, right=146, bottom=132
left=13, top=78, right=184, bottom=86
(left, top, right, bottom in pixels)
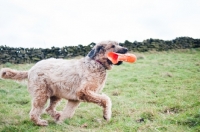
left=111, top=45, right=115, bottom=48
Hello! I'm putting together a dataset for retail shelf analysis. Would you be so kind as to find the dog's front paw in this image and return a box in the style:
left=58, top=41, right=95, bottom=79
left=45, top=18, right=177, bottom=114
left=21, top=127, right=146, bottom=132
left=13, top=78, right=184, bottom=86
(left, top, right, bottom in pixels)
left=103, top=115, right=111, bottom=121
left=103, top=110, right=111, bottom=121
left=103, top=105, right=111, bottom=121
left=101, top=93, right=112, bottom=121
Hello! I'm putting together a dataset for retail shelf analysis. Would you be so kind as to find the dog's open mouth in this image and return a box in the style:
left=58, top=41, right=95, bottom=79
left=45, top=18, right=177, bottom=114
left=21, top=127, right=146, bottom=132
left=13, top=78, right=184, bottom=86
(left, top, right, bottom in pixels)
left=107, top=52, right=125, bottom=65
left=107, top=48, right=128, bottom=65
left=107, top=49, right=137, bottom=66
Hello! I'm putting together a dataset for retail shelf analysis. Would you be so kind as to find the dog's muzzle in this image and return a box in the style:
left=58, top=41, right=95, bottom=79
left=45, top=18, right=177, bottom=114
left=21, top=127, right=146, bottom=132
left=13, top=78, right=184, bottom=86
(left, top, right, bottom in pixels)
left=110, top=48, right=128, bottom=65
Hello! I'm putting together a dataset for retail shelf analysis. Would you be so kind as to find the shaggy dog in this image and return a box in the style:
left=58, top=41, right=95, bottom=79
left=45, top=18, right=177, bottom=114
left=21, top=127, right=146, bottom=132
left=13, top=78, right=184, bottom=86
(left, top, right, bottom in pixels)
left=0, top=41, right=128, bottom=126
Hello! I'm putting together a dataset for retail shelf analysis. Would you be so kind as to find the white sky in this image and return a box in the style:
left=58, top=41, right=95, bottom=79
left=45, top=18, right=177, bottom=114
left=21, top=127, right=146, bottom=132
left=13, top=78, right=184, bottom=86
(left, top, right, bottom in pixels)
left=0, top=0, right=200, bottom=48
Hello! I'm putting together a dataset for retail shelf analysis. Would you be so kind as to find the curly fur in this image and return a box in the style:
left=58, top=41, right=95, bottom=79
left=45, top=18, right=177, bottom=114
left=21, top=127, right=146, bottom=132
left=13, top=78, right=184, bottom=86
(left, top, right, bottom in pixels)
left=0, top=41, right=128, bottom=126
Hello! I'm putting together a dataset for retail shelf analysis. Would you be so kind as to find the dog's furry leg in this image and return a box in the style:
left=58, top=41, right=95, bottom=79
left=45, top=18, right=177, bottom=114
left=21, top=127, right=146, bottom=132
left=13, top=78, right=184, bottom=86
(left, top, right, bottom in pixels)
left=46, top=96, right=62, bottom=120
left=28, top=80, right=49, bottom=126
left=101, top=93, right=112, bottom=121
left=56, top=100, right=80, bottom=123
left=30, top=95, right=48, bottom=126
left=78, top=90, right=112, bottom=121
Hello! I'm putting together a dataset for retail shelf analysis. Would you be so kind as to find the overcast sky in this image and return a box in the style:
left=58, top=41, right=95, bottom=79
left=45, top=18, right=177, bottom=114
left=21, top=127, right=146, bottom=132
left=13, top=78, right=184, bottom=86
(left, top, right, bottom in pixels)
left=0, top=0, right=200, bottom=48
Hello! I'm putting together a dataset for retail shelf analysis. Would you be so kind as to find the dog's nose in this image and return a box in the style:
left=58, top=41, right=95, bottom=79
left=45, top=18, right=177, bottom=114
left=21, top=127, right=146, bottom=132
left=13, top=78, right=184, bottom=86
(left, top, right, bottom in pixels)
left=124, top=48, right=128, bottom=53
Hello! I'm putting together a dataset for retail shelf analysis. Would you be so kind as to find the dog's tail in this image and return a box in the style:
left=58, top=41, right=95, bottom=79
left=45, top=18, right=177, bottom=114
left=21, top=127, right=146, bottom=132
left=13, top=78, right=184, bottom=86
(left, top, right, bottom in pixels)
left=0, top=68, right=28, bottom=81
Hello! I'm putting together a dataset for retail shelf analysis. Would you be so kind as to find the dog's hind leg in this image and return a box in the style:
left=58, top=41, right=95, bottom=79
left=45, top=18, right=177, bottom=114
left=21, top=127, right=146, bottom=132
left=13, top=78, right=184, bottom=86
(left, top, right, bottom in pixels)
left=78, top=90, right=112, bottom=121
left=29, top=95, right=48, bottom=126
left=29, top=82, right=49, bottom=126
left=46, top=96, right=61, bottom=120
left=56, top=100, right=80, bottom=123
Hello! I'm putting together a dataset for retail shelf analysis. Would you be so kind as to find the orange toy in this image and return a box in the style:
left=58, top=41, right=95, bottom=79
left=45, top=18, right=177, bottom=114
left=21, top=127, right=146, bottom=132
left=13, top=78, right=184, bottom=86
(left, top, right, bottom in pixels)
left=107, top=52, right=137, bottom=64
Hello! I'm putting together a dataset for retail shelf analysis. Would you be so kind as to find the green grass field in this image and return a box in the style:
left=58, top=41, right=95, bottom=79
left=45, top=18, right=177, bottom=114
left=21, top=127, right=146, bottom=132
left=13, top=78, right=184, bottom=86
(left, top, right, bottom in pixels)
left=0, top=49, right=200, bottom=132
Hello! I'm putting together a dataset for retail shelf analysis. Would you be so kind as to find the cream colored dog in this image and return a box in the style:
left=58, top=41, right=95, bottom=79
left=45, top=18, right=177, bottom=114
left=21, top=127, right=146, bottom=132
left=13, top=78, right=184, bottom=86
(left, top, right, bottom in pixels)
left=0, top=41, right=128, bottom=126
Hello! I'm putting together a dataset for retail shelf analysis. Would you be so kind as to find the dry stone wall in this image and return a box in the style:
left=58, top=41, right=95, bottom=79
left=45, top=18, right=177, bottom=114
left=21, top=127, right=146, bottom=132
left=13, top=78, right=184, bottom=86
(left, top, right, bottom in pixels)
left=0, top=37, right=199, bottom=64
left=0, top=43, right=95, bottom=64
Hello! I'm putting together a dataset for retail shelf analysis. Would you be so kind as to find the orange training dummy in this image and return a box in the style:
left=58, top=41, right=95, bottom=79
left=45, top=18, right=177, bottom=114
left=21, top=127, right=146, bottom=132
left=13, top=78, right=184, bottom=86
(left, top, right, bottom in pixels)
left=107, top=52, right=137, bottom=64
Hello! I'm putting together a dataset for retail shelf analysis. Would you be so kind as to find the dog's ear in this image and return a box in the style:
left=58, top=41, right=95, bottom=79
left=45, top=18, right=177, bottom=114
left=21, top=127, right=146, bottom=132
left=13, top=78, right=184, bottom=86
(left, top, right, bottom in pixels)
left=88, top=45, right=104, bottom=59
left=88, top=49, right=96, bottom=59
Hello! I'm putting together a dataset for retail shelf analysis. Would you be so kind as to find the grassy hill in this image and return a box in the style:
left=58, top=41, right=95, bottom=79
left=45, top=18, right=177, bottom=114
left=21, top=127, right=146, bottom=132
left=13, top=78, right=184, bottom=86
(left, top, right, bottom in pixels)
left=0, top=49, right=200, bottom=132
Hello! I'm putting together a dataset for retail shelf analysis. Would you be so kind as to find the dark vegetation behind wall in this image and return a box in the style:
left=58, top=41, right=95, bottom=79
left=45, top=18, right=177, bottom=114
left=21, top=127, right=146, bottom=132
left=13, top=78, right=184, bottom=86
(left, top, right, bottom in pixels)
left=0, top=37, right=200, bottom=64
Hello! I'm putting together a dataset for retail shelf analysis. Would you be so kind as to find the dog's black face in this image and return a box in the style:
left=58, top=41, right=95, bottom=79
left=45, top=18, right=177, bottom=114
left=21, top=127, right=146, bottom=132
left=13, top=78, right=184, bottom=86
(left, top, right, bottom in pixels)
left=87, top=41, right=128, bottom=69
